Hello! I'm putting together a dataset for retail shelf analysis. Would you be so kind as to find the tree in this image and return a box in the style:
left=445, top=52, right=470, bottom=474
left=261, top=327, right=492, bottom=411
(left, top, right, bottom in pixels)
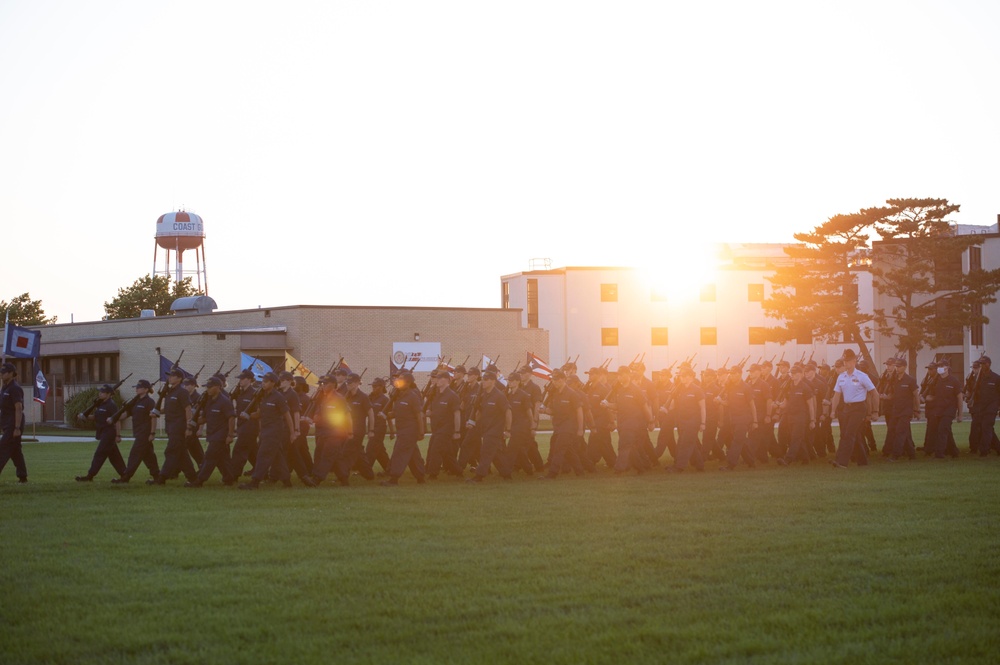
left=0, top=292, right=56, bottom=325
left=870, top=198, right=1000, bottom=369
left=762, top=209, right=881, bottom=367
left=103, top=275, right=203, bottom=320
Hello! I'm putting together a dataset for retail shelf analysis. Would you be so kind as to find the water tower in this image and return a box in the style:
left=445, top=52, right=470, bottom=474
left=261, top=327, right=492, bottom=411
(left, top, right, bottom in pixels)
left=153, top=209, right=208, bottom=294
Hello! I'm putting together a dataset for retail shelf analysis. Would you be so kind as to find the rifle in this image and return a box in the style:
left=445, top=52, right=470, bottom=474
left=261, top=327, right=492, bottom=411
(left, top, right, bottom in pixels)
left=191, top=364, right=206, bottom=381
left=327, top=356, right=344, bottom=375
left=154, top=351, right=186, bottom=412
left=719, top=357, right=730, bottom=371
left=79, top=372, right=134, bottom=419
left=109, top=378, right=159, bottom=423
left=221, top=362, right=239, bottom=378
left=630, top=353, right=641, bottom=365
left=287, top=360, right=302, bottom=375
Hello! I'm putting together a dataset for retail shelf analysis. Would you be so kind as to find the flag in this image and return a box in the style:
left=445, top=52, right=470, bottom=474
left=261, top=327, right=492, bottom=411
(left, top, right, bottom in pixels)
left=159, top=355, right=194, bottom=382
left=33, top=358, right=48, bottom=404
left=241, top=353, right=273, bottom=382
left=526, top=352, right=552, bottom=381
left=285, top=351, right=319, bottom=387
left=3, top=321, right=41, bottom=359
left=482, top=355, right=507, bottom=386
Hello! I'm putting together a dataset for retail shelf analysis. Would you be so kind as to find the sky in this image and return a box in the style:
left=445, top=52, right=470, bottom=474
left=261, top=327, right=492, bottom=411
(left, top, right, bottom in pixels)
left=2, top=0, right=999, bottom=324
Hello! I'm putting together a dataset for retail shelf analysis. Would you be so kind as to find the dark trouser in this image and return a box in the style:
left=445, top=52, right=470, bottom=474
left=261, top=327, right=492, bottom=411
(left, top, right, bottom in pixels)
left=930, top=413, right=958, bottom=458
left=971, top=410, right=999, bottom=456
left=655, top=415, right=675, bottom=460
left=636, top=429, right=656, bottom=468
left=885, top=413, right=915, bottom=459
left=0, top=430, right=28, bottom=480
left=457, top=426, right=482, bottom=471
left=312, top=431, right=348, bottom=483
left=366, top=428, right=390, bottom=473
left=546, top=432, right=584, bottom=477
left=524, top=432, right=545, bottom=472
left=475, top=432, right=511, bottom=479
left=230, top=427, right=259, bottom=476
left=703, top=417, right=720, bottom=459
left=781, top=415, right=810, bottom=464
left=763, top=420, right=780, bottom=459
left=588, top=427, right=616, bottom=467
left=252, top=430, right=290, bottom=483
left=725, top=418, right=754, bottom=468
left=388, top=429, right=425, bottom=481
left=186, top=432, right=204, bottom=466
left=276, top=433, right=313, bottom=482
left=614, top=426, right=646, bottom=473
left=426, top=431, right=462, bottom=476
left=752, top=423, right=770, bottom=463
left=158, top=428, right=197, bottom=482
left=87, top=430, right=126, bottom=478
left=508, top=429, right=535, bottom=473
left=673, top=419, right=704, bottom=471
left=122, top=435, right=159, bottom=480
left=834, top=403, right=869, bottom=467
left=196, top=439, right=235, bottom=484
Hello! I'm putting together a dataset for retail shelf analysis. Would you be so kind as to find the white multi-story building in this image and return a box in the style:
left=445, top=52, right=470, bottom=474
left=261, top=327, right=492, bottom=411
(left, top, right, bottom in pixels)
left=501, top=244, right=875, bottom=373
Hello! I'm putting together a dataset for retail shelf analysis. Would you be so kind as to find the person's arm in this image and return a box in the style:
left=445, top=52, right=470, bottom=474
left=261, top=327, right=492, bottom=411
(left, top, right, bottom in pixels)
left=226, top=415, right=236, bottom=443
left=13, top=401, right=22, bottom=437
left=415, top=399, right=425, bottom=439
left=956, top=389, right=964, bottom=421
left=453, top=407, right=462, bottom=442
left=283, top=411, right=295, bottom=436
left=868, top=388, right=880, bottom=421
left=808, top=396, right=816, bottom=429
left=912, top=384, right=920, bottom=418
left=830, top=390, right=841, bottom=418
left=750, top=400, right=758, bottom=429
left=575, top=406, right=584, bottom=437
left=367, top=407, right=375, bottom=439
left=504, top=407, right=512, bottom=438
left=698, top=398, right=706, bottom=432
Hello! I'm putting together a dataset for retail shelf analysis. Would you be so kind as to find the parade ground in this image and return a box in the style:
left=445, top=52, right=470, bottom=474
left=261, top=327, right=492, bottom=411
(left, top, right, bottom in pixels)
left=2, top=425, right=999, bottom=665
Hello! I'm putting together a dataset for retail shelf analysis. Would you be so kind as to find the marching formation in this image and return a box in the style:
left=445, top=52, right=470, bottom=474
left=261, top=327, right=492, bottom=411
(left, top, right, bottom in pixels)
left=1, top=349, right=999, bottom=487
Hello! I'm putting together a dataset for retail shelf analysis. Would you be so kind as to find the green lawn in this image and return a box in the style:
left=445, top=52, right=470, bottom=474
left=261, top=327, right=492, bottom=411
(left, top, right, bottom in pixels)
left=2, top=424, right=999, bottom=665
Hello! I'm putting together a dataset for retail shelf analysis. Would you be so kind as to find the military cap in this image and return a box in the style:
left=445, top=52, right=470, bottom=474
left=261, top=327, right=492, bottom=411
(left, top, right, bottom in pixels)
left=790, top=364, right=804, bottom=373
left=616, top=366, right=631, bottom=375
left=318, top=374, right=335, bottom=384
left=467, top=367, right=481, bottom=376
left=134, top=379, right=152, bottom=389
left=748, top=364, right=761, bottom=372
left=167, top=367, right=184, bottom=378
left=842, top=349, right=857, bottom=361
left=777, top=359, right=790, bottom=368
left=238, top=370, right=255, bottom=381
left=278, top=371, right=294, bottom=382
left=293, top=375, right=308, bottom=387
left=333, top=367, right=349, bottom=376
left=212, top=372, right=226, bottom=382
left=893, top=358, right=907, bottom=367
left=371, top=377, right=385, bottom=386
left=678, top=366, right=695, bottom=377
left=453, top=365, right=467, bottom=374
left=981, top=356, right=992, bottom=365
left=482, top=370, right=498, bottom=381
left=551, top=369, right=566, bottom=380
left=182, top=377, right=198, bottom=386
left=347, top=373, right=361, bottom=383
left=261, top=372, right=278, bottom=383
left=98, top=384, right=115, bottom=393
left=0, top=362, right=15, bottom=374
left=203, top=377, right=222, bottom=388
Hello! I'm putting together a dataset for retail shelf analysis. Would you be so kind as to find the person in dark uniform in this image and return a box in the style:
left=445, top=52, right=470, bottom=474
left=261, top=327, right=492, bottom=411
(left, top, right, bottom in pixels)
left=609, top=366, right=651, bottom=474
left=830, top=349, right=879, bottom=468
left=239, top=372, right=295, bottom=489
left=968, top=356, right=1000, bottom=458
left=366, top=377, right=391, bottom=474
left=273, top=371, right=311, bottom=484
left=0, top=362, right=28, bottom=483
left=518, top=366, right=546, bottom=473
left=718, top=365, right=757, bottom=470
left=701, top=368, right=723, bottom=461
left=111, top=379, right=160, bottom=483
left=76, top=384, right=127, bottom=481
left=586, top=367, right=616, bottom=469
left=468, top=370, right=512, bottom=482
left=760, top=360, right=781, bottom=458
left=540, top=369, right=585, bottom=478
left=630, top=362, right=659, bottom=468
left=181, top=377, right=205, bottom=469
left=883, top=358, right=919, bottom=460
left=924, top=361, right=964, bottom=459
left=382, top=372, right=426, bottom=485
left=456, top=367, right=483, bottom=472
left=804, top=362, right=827, bottom=459
left=776, top=364, right=816, bottom=466
left=306, top=374, right=353, bottom=486
left=653, top=368, right=676, bottom=461
left=149, top=368, right=198, bottom=485
left=229, top=370, right=260, bottom=478
left=343, top=373, right=376, bottom=480
left=291, top=376, right=315, bottom=474
left=747, top=364, right=772, bottom=463
left=186, top=376, right=237, bottom=487
left=505, top=372, right=538, bottom=475
left=425, top=370, right=463, bottom=479
left=666, top=366, right=705, bottom=472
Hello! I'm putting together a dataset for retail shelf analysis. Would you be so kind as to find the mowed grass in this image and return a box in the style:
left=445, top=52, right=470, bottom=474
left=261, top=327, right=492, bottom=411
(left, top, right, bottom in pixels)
left=2, top=424, right=999, bottom=665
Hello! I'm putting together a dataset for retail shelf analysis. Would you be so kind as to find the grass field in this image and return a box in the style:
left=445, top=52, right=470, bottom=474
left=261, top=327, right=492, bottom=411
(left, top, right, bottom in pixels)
left=2, top=424, right=999, bottom=665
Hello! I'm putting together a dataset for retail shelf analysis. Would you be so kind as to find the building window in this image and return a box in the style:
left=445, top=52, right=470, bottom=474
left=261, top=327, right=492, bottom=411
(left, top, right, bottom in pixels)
left=748, top=284, right=764, bottom=302
left=934, top=249, right=963, bottom=290
left=526, top=279, right=538, bottom=329
left=501, top=281, right=510, bottom=309
left=935, top=296, right=962, bottom=346
left=700, top=284, right=716, bottom=302
left=650, top=287, right=668, bottom=302
left=601, top=328, right=619, bottom=346
left=843, top=282, right=859, bottom=304
left=749, top=327, right=766, bottom=345
left=601, top=283, right=618, bottom=302
left=700, top=327, right=717, bottom=345
left=970, top=245, right=982, bottom=272
left=651, top=327, right=669, bottom=346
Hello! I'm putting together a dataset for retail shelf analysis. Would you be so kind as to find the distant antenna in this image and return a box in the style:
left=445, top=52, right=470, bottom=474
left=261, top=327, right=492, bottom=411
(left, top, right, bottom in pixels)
left=529, top=258, right=552, bottom=270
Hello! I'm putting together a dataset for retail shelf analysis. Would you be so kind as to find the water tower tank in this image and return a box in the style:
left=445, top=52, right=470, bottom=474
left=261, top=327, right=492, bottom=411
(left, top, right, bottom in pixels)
left=152, top=209, right=209, bottom=294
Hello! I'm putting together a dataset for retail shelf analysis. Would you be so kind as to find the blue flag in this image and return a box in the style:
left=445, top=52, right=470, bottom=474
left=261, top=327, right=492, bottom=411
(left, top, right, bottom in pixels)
left=241, top=353, right=273, bottom=381
left=159, top=355, right=193, bottom=382
left=3, top=321, right=41, bottom=359
left=33, top=358, right=48, bottom=404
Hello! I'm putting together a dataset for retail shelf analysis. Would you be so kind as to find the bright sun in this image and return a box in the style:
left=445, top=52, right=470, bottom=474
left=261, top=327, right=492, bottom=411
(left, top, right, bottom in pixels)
left=639, top=243, right=721, bottom=303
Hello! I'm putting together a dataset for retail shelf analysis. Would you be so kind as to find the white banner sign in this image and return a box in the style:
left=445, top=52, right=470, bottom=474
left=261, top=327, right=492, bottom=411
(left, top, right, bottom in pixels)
left=392, top=342, right=442, bottom=373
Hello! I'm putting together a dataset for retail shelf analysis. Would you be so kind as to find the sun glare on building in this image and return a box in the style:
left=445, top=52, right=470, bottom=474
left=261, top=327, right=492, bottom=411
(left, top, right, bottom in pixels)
left=640, top=243, right=722, bottom=303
